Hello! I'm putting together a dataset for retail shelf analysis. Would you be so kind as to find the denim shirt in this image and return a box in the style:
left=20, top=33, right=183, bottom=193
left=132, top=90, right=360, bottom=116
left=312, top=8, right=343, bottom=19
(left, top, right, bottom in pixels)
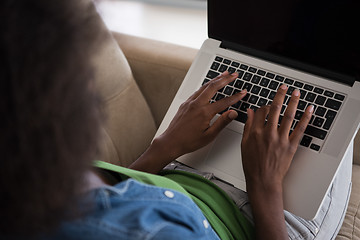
left=48, top=179, right=220, bottom=240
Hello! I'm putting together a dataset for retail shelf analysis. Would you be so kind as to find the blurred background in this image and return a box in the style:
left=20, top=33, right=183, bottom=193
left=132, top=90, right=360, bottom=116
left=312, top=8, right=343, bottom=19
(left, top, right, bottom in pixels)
left=95, top=0, right=207, bottom=49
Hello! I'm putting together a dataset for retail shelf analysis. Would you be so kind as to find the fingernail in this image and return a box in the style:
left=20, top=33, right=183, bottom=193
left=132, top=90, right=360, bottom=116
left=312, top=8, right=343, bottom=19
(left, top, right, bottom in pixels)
left=228, top=110, right=238, bottom=120
left=280, top=84, right=287, bottom=90
left=293, top=89, right=300, bottom=97
left=308, top=105, right=314, bottom=113
left=231, top=72, right=238, bottom=76
left=240, top=89, right=247, bottom=94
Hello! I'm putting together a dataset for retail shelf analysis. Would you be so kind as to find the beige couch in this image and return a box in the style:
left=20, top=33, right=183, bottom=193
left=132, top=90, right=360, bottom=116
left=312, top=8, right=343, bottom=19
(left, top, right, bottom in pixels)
left=92, top=6, right=360, bottom=238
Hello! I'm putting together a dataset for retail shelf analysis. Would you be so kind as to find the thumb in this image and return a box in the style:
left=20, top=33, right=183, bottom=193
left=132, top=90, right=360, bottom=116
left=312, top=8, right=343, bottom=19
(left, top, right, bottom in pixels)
left=206, top=110, right=237, bottom=138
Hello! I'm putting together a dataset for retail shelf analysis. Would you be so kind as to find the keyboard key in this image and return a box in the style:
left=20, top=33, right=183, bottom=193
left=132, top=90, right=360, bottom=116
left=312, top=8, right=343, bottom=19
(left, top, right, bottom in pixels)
left=251, top=75, right=261, bottom=84
left=294, top=81, right=304, bottom=88
left=228, top=67, right=236, bottom=74
left=219, top=64, right=228, bottom=72
left=202, top=79, right=210, bottom=85
left=325, top=99, right=342, bottom=110
left=223, top=59, right=231, bottom=65
left=215, top=56, right=223, bottom=62
left=240, top=64, right=248, bottom=70
left=223, top=86, right=234, bottom=95
left=240, top=102, right=250, bottom=111
left=243, top=83, right=252, bottom=92
left=300, top=89, right=307, bottom=99
left=305, top=92, right=316, bottom=102
left=297, top=100, right=307, bottom=110
left=266, top=72, right=275, bottom=79
left=249, top=67, right=257, bottom=73
left=285, top=78, right=294, bottom=85
left=268, top=80, right=279, bottom=90
left=210, top=62, right=220, bottom=71
left=315, top=106, right=326, bottom=117
left=231, top=61, right=240, bottom=67
left=269, top=91, right=277, bottom=100
left=249, top=95, right=259, bottom=104
left=257, top=98, right=268, bottom=106
left=313, top=117, right=325, bottom=128
left=287, top=86, right=295, bottom=95
left=300, top=135, right=312, bottom=147
left=237, top=70, right=244, bottom=78
left=243, top=72, right=253, bottom=81
left=324, top=90, right=334, bottom=97
left=315, top=95, right=326, bottom=105
left=251, top=85, right=261, bottom=94
left=260, top=88, right=270, bottom=98
left=304, top=84, right=314, bottom=91
left=257, top=69, right=266, bottom=76
left=234, top=80, right=244, bottom=89
left=206, top=70, right=219, bottom=79
left=334, top=93, right=345, bottom=101
left=275, top=75, right=285, bottom=82
left=260, top=78, right=270, bottom=87
left=314, top=87, right=324, bottom=94
left=236, top=110, right=248, bottom=123
left=305, top=125, right=327, bottom=140
left=323, top=110, right=336, bottom=130
left=310, top=144, right=320, bottom=151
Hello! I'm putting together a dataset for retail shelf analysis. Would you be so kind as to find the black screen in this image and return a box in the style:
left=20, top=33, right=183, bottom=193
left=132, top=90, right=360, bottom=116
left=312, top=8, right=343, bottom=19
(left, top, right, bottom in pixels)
left=208, top=0, right=360, bottom=84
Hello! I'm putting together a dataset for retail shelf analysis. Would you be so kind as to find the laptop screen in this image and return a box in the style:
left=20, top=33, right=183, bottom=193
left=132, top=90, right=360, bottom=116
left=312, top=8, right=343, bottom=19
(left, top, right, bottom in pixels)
left=208, top=0, right=360, bottom=84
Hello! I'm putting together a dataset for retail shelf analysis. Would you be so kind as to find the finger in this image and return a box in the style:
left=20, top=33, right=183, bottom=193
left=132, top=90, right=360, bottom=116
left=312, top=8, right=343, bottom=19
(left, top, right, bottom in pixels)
left=243, top=108, right=254, bottom=141
left=266, top=84, right=288, bottom=128
left=205, top=109, right=238, bottom=139
left=278, top=89, right=300, bottom=136
left=252, top=105, right=270, bottom=128
left=210, top=89, right=247, bottom=115
left=197, top=71, right=238, bottom=103
left=289, top=104, right=314, bottom=145
left=189, top=71, right=231, bottom=101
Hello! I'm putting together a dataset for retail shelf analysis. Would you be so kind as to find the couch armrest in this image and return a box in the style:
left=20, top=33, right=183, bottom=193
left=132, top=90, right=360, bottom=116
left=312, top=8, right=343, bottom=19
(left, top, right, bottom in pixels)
left=111, top=32, right=198, bottom=127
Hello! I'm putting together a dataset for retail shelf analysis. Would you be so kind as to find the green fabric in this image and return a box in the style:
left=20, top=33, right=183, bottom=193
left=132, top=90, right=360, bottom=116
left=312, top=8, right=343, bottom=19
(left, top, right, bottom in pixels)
left=93, top=161, right=254, bottom=240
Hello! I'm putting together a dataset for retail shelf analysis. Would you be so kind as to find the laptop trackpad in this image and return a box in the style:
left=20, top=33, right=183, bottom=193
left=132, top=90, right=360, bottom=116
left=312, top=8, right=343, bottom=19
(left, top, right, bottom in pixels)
left=204, top=128, right=245, bottom=181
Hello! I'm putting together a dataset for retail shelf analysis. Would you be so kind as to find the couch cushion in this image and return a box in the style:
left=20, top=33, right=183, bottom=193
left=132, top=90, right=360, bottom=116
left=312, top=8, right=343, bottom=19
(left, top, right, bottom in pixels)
left=336, top=164, right=360, bottom=240
left=90, top=2, right=156, bottom=167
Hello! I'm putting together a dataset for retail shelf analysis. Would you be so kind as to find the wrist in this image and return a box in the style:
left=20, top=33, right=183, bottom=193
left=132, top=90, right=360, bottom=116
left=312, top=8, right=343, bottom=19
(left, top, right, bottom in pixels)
left=246, top=177, right=283, bottom=201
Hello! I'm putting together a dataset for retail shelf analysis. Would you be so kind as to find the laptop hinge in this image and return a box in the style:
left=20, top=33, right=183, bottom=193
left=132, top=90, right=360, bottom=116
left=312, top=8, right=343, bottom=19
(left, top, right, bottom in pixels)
left=220, top=41, right=356, bottom=87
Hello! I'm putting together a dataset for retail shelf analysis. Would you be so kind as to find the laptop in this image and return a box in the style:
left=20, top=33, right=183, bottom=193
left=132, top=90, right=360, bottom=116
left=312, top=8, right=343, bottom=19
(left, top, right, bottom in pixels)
left=154, top=0, right=360, bottom=220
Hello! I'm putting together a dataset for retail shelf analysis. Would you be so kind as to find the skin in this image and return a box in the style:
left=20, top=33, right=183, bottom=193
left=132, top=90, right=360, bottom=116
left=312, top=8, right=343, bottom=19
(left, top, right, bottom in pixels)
left=87, top=71, right=313, bottom=239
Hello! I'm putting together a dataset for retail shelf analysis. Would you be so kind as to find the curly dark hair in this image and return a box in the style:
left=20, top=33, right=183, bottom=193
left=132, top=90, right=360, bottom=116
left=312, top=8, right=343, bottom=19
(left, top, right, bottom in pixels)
left=0, top=0, right=104, bottom=236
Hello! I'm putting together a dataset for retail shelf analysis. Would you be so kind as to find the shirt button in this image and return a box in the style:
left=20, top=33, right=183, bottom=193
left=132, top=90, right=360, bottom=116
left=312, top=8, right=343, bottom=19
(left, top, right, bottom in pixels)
left=314, top=227, right=319, bottom=234
left=203, top=219, right=209, bottom=229
left=164, top=190, right=175, bottom=199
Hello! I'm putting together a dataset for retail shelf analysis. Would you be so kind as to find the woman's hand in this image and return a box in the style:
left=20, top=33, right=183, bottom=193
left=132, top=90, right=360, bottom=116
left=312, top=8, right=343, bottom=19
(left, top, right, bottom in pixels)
left=157, top=71, right=247, bottom=160
left=241, top=84, right=314, bottom=240
left=241, top=84, right=314, bottom=190
left=130, top=71, right=247, bottom=174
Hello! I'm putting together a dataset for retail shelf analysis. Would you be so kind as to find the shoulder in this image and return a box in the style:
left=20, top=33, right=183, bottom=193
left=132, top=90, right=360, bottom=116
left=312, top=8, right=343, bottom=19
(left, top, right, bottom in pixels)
left=50, top=179, right=220, bottom=240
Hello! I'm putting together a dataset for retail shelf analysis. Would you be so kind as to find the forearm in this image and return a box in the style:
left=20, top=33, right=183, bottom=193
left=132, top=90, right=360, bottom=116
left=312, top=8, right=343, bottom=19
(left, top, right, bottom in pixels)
left=247, top=182, right=288, bottom=240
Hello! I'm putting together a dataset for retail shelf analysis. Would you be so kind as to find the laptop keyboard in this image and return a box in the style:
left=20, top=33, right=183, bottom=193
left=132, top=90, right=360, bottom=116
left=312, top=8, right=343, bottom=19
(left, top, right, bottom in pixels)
left=203, top=56, right=346, bottom=152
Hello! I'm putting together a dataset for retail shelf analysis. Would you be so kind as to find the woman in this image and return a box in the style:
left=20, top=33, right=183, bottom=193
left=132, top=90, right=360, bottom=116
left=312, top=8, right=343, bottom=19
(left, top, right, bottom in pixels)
left=0, top=0, right=349, bottom=239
